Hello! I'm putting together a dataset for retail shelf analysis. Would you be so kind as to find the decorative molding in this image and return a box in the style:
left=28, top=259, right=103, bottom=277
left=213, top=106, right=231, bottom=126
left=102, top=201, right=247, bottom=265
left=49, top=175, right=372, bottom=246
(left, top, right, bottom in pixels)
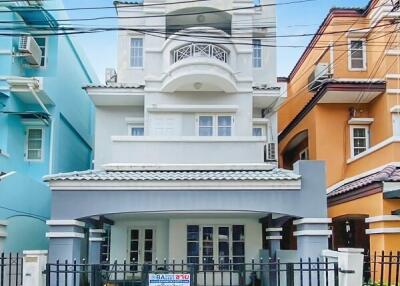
left=366, top=215, right=400, bottom=223
left=390, top=105, right=400, bottom=113
left=89, top=229, right=106, bottom=233
left=265, top=236, right=282, bottom=240
left=366, top=228, right=400, bottom=235
left=293, top=230, right=332, bottom=237
left=265, top=228, right=283, bottom=232
left=45, top=232, right=85, bottom=239
left=348, top=118, right=374, bottom=125
left=89, top=237, right=105, bottom=242
left=111, top=136, right=268, bottom=143
left=346, top=137, right=400, bottom=164
left=293, top=218, right=332, bottom=225
left=146, top=104, right=239, bottom=113
left=386, top=74, right=400, bottom=79
left=46, top=220, right=85, bottom=227
left=387, top=89, right=400, bottom=94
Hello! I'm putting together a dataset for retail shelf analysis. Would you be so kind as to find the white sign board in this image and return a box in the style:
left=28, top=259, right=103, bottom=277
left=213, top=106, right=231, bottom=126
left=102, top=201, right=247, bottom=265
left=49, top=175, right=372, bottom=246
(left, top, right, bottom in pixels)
left=149, top=274, right=191, bottom=286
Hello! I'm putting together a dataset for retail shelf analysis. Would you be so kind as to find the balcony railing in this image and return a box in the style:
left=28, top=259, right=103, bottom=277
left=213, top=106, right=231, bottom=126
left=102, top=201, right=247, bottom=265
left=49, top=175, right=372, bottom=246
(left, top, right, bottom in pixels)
left=173, top=43, right=229, bottom=64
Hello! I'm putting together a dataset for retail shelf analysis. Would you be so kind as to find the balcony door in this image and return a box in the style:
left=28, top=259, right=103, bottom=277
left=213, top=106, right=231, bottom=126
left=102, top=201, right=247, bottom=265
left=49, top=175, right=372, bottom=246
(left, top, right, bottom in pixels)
left=129, top=228, right=155, bottom=265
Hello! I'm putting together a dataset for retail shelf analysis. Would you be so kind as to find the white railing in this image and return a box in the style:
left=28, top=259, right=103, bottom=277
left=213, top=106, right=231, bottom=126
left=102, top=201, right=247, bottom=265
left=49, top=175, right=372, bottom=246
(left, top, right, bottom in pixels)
left=173, top=43, right=228, bottom=64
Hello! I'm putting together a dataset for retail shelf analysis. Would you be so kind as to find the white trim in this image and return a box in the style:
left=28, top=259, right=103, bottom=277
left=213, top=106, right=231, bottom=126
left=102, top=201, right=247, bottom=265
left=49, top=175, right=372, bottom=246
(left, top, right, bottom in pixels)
left=147, top=105, right=239, bottom=113
left=337, top=248, right=364, bottom=254
left=293, top=230, right=332, bottom=237
left=347, top=118, right=374, bottom=125
left=293, top=218, right=332, bottom=225
left=89, top=237, right=105, bottom=242
left=46, top=220, right=85, bottom=227
left=25, top=127, right=44, bottom=162
left=347, top=136, right=400, bottom=164
left=0, top=231, right=7, bottom=238
left=23, top=250, right=48, bottom=256
left=252, top=118, right=269, bottom=124
left=0, top=171, right=16, bottom=181
left=46, top=232, right=85, bottom=239
left=103, top=163, right=276, bottom=172
left=390, top=105, right=400, bottom=113
left=327, top=162, right=400, bottom=193
left=366, top=228, right=400, bottom=235
left=125, top=117, right=144, bottom=124
left=349, top=125, right=369, bottom=158
left=385, top=49, right=400, bottom=56
left=0, top=49, right=12, bottom=55
left=265, top=228, right=282, bottom=232
left=386, top=74, right=400, bottom=79
left=111, top=136, right=266, bottom=143
left=365, top=215, right=400, bottom=223
left=348, top=38, right=367, bottom=71
left=0, top=220, right=8, bottom=226
left=299, top=148, right=309, bottom=160
left=387, top=89, right=400, bottom=94
left=265, top=236, right=282, bottom=240
left=89, top=229, right=106, bottom=233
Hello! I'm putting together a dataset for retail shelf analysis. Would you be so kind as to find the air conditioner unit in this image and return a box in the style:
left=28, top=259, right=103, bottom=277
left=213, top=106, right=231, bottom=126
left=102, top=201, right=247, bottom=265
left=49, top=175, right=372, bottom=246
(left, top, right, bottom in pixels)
left=264, top=142, right=277, bottom=162
left=308, top=63, right=330, bottom=92
left=105, top=68, right=117, bottom=85
left=18, top=36, right=42, bottom=66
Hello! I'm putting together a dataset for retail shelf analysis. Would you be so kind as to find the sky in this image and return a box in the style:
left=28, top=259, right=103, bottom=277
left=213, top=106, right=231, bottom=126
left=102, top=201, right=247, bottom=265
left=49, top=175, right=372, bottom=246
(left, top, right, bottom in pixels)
left=63, top=0, right=369, bottom=82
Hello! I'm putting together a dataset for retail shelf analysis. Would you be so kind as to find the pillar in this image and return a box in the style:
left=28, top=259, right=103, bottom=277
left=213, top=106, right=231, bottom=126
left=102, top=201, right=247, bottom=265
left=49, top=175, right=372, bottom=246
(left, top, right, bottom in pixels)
left=88, top=229, right=105, bottom=264
left=265, top=227, right=282, bottom=259
left=46, top=220, right=85, bottom=263
left=0, top=220, right=7, bottom=252
left=293, top=218, right=332, bottom=259
left=23, top=250, right=48, bottom=286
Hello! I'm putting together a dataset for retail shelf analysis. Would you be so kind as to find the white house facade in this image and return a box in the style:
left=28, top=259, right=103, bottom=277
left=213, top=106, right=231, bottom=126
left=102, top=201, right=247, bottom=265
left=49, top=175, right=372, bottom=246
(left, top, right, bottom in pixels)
left=44, top=0, right=332, bottom=280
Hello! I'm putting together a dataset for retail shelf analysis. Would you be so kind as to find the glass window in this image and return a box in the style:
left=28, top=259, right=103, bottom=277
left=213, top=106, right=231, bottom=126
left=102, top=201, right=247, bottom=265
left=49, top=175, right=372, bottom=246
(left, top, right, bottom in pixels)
left=253, top=39, right=262, bottom=68
left=218, top=227, right=230, bottom=270
left=34, top=37, right=47, bottom=67
left=26, top=128, right=43, bottom=160
left=349, top=40, right=365, bottom=70
left=232, top=225, right=245, bottom=270
left=101, top=228, right=111, bottom=264
left=351, top=126, right=369, bottom=157
left=199, top=116, right=213, bottom=136
left=299, top=148, right=309, bottom=160
left=187, top=225, right=199, bottom=265
left=130, top=38, right=143, bottom=67
left=217, top=116, right=232, bottom=136
left=253, top=127, right=263, bottom=137
left=131, top=127, right=144, bottom=136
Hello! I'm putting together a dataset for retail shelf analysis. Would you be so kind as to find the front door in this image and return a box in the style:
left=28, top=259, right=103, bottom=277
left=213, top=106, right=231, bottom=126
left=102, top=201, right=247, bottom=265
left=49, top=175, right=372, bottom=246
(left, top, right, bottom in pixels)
left=129, top=228, right=155, bottom=265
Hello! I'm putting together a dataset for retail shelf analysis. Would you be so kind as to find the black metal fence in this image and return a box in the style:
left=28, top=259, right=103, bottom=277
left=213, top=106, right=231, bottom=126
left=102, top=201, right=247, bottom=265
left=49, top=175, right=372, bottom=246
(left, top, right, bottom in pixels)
left=45, top=258, right=339, bottom=286
left=0, top=253, right=23, bottom=286
left=363, top=251, right=400, bottom=286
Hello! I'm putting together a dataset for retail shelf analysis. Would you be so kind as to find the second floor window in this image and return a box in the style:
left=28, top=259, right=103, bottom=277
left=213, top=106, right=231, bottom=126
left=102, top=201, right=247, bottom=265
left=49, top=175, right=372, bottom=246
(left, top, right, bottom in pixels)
left=349, top=40, right=366, bottom=70
left=253, top=39, right=262, bottom=68
left=26, top=128, right=43, bottom=161
left=198, top=115, right=233, bottom=136
left=350, top=126, right=369, bottom=157
left=130, top=38, right=143, bottom=67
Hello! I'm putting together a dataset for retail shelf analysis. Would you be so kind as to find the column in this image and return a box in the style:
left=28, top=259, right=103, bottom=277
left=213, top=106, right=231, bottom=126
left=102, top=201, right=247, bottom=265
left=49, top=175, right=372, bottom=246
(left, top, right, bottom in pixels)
left=23, top=250, right=48, bottom=286
left=88, top=229, right=105, bottom=264
left=46, top=220, right=85, bottom=263
left=265, top=227, right=282, bottom=259
left=293, top=218, right=332, bottom=259
left=0, top=220, right=7, bottom=252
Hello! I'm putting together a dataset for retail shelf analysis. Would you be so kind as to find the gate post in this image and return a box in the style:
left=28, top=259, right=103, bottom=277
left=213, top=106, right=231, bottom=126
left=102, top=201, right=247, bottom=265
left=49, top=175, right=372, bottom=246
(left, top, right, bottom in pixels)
left=22, top=250, right=48, bottom=286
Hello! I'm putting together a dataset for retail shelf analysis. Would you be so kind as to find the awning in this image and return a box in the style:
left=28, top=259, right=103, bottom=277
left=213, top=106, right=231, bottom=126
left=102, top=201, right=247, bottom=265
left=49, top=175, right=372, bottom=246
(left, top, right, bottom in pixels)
left=9, top=6, right=58, bottom=28
left=0, top=111, right=50, bottom=125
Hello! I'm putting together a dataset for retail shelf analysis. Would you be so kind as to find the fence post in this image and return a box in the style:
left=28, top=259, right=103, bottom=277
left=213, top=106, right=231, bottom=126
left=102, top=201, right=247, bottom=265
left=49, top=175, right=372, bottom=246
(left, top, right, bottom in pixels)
left=22, top=250, right=48, bottom=286
left=286, top=263, right=294, bottom=286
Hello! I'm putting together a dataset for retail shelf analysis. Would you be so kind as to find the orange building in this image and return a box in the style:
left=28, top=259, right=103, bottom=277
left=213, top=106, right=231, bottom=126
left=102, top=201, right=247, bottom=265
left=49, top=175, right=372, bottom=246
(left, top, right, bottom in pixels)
left=278, top=0, right=400, bottom=255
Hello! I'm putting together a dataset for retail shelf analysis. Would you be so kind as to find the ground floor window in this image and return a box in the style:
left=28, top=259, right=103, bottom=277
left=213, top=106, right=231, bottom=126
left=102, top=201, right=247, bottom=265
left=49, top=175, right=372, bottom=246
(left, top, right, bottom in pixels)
left=129, top=228, right=154, bottom=266
left=187, top=225, right=245, bottom=270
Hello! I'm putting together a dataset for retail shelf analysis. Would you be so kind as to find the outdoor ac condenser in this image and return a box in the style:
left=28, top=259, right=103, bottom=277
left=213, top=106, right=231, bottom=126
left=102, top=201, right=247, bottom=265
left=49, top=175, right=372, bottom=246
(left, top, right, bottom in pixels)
left=308, top=63, right=330, bottom=92
left=18, top=36, right=42, bottom=66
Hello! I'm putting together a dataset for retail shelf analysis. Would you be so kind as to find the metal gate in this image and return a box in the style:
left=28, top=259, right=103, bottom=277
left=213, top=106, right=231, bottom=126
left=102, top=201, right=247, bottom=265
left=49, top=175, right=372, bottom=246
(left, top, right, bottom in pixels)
left=45, top=258, right=339, bottom=286
left=0, top=253, right=23, bottom=286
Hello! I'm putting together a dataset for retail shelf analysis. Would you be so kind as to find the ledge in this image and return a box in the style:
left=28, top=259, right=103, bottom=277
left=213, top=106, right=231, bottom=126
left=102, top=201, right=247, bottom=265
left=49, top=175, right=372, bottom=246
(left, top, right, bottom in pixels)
left=46, top=232, right=85, bottom=239
left=293, top=230, right=332, bottom=237
left=366, top=215, right=400, bottom=223
left=348, top=118, right=374, bottom=125
left=111, top=136, right=268, bottom=143
left=293, top=218, right=332, bottom=225
left=46, top=220, right=85, bottom=227
left=366, top=227, right=400, bottom=235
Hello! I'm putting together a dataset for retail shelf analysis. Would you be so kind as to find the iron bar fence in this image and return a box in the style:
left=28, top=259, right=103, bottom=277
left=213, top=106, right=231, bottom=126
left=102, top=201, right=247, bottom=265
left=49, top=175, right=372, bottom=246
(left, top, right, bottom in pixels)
left=44, top=258, right=339, bottom=286
left=0, top=253, right=23, bottom=286
left=363, top=251, right=400, bottom=286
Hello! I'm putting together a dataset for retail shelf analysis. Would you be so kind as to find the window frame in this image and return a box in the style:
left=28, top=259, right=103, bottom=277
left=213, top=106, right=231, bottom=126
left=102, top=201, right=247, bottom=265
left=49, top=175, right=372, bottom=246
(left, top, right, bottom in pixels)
left=252, top=125, right=266, bottom=137
left=392, top=113, right=400, bottom=137
left=25, top=127, right=44, bottom=162
left=129, top=37, right=144, bottom=68
left=348, top=39, right=367, bottom=71
left=299, top=148, right=309, bottom=160
left=33, top=36, right=48, bottom=68
left=252, top=39, right=262, bottom=68
left=196, top=114, right=234, bottom=137
left=128, top=124, right=145, bottom=136
left=350, top=125, right=369, bottom=158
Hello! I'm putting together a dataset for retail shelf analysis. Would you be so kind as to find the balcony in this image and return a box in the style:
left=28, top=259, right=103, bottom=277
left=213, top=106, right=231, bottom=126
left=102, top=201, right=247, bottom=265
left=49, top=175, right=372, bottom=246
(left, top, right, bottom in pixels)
left=161, top=43, right=236, bottom=93
left=109, top=136, right=268, bottom=165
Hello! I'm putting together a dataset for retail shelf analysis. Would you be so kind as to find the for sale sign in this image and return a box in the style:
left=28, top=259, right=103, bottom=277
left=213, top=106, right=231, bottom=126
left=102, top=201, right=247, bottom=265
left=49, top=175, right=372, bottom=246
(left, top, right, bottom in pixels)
left=149, top=274, right=191, bottom=286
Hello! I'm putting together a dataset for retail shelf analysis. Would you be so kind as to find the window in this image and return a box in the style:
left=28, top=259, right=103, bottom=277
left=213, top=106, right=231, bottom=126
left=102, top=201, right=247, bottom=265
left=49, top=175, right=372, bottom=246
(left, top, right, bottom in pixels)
left=252, top=39, right=262, bottom=68
left=26, top=128, right=43, bottom=161
left=299, top=148, right=309, bottom=160
left=130, top=38, right=143, bottom=67
left=392, top=113, right=400, bottom=136
left=101, top=228, right=111, bottom=263
left=34, top=37, right=47, bottom=67
left=130, top=126, right=144, bottom=136
left=349, top=40, right=366, bottom=70
left=350, top=126, right=369, bottom=157
left=186, top=225, right=245, bottom=270
left=198, top=115, right=233, bottom=137
left=252, top=126, right=265, bottom=137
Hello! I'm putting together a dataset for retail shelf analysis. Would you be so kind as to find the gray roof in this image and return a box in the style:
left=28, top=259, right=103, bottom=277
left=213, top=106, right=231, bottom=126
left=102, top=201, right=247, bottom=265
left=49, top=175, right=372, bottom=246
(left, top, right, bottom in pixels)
left=44, top=168, right=301, bottom=182
left=328, top=165, right=400, bottom=198
left=253, top=86, right=281, bottom=91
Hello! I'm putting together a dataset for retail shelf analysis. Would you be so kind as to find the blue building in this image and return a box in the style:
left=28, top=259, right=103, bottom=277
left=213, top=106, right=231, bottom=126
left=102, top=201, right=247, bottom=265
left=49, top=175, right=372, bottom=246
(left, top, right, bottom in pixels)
left=0, top=0, right=97, bottom=252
